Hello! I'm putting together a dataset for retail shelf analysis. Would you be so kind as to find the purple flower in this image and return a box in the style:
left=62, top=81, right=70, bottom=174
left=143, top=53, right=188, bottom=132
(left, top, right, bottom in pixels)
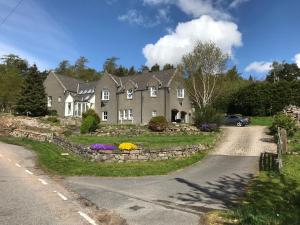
left=90, top=143, right=117, bottom=151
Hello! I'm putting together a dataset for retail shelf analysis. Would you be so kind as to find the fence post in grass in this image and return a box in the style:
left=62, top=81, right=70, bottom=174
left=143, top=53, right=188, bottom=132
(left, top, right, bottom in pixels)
left=277, top=127, right=283, bottom=172
left=280, top=128, right=288, bottom=154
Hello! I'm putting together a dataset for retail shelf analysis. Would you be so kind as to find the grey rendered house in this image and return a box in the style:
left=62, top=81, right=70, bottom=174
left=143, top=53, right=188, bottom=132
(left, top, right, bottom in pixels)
left=44, top=69, right=193, bottom=125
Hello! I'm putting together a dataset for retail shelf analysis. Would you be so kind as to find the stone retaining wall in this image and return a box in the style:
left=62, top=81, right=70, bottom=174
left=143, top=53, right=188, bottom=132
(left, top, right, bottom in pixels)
left=52, top=135, right=208, bottom=163
left=10, top=129, right=53, bottom=142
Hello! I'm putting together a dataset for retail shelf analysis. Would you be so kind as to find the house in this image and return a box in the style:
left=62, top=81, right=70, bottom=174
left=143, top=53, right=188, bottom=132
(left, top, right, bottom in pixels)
left=44, top=69, right=194, bottom=125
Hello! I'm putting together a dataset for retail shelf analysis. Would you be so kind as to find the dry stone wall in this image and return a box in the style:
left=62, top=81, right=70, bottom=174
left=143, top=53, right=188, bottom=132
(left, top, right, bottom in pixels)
left=52, top=135, right=208, bottom=163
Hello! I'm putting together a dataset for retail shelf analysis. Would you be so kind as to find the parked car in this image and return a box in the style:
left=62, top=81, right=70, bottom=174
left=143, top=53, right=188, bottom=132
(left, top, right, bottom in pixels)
left=224, top=114, right=250, bottom=127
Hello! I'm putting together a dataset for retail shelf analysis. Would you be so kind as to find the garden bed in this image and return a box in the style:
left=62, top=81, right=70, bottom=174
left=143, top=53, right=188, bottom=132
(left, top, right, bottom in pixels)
left=54, top=135, right=212, bottom=163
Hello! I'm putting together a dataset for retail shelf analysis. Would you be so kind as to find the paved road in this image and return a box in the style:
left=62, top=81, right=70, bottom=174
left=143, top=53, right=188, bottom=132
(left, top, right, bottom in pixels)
left=64, top=126, right=277, bottom=225
left=0, top=142, right=95, bottom=225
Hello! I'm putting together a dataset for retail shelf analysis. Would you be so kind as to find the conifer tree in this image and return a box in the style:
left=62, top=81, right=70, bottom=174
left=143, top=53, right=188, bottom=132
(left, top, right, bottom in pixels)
left=15, top=64, right=47, bottom=116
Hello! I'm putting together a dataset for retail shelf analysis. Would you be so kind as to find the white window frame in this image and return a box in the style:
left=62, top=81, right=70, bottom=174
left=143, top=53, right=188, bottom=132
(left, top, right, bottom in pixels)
left=127, top=89, right=133, bottom=99
left=123, top=109, right=128, bottom=120
left=128, top=109, right=133, bottom=120
left=47, top=96, right=52, bottom=107
left=150, top=86, right=158, bottom=97
left=119, top=110, right=123, bottom=120
left=152, top=110, right=157, bottom=117
left=101, top=89, right=110, bottom=101
left=58, top=96, right=62, bottom=103
left=67, top=102, right=72, bottom=115
left=102, top=111, right=108, bottom=121
left=177, top=88, right=185, bottom=99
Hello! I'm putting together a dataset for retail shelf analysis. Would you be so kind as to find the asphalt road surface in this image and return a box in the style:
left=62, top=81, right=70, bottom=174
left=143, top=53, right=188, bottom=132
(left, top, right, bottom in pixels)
left=64, top=126, right=277, bottom=225
left=0, top=142, right=96, bottom=225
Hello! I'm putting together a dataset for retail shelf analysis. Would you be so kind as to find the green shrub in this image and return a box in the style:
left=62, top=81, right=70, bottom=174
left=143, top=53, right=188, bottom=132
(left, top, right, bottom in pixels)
left=194, top=106, right=223, bottom=127
left=80, top=115, right=98, bottom=134
left=63, top=129, right=73, bottom=137
left=48, top=110, right=58, bottom=116
left=270, top=113, right=297, bottom=137
left=82, top=109, right=100, bottom=124
left=46, top=116, right=59, bottom=124
left=148, top=116, right=168, bottom=132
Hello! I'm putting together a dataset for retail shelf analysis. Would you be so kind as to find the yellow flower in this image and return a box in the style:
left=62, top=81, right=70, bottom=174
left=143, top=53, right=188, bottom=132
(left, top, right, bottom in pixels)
left=119, top=142, right=138, bottom=151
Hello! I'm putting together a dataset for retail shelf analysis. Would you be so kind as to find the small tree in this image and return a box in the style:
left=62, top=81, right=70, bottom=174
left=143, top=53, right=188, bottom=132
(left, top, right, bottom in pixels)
left=182, top=42, right=228, bottom=108
left=15, top=65, right=47, bottom=116
left=148, top=116, right=168, bottom=132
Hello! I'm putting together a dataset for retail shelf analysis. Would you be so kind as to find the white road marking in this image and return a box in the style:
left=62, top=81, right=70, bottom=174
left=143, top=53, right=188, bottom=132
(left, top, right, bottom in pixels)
left=78, top=211, right=98, bottom=225
left=7, top=158, right=12, bottom=162
left=53, top=191, right=68, bottom=201
left=38, top=178, right=48, bottom=185
left=25, top=169, right=33, bottom=175
left=15, top=163, right=21, bottom=168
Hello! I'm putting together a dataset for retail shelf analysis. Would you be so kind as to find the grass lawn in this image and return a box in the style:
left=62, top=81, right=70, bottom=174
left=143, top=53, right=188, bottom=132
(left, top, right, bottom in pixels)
left=69, top=133, right=216, bottom=150
left=290, top=130, right=300, bottom=153
left=0, top=136, right=210, bottom=177
left=250, top=116, right=273, bottom=127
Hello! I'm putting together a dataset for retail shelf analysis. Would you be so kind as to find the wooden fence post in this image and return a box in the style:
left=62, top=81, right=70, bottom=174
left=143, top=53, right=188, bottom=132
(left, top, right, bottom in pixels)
left=280, top=128, right=288, bottom=154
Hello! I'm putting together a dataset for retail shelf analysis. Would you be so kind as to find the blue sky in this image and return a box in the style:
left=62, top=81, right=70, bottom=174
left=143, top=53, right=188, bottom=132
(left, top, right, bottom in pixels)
left=0, top=0, right=300, bottom=79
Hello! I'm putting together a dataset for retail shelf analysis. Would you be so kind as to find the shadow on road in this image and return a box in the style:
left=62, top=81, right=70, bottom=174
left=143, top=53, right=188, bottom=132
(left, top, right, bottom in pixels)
left=169, top=173, right=254, bottom=209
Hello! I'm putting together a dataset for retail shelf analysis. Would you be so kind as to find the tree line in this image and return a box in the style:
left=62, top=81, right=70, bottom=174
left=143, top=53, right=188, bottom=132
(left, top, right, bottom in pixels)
left=55, top=56, right=175, bottom=81
left=1, top=44, right=299, bottom=117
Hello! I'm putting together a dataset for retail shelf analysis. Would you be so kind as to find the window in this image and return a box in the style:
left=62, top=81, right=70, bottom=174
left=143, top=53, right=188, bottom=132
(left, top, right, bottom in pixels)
left=128, top=109, right=133, bottom=120
left=101, top=89, right=110, bottom=101
left=150, top=86, right=158, bottom=97
left=102, top=111, right=108, bottom=121
left=119, top=110, right=124, bottom=120
left=127, top=89, right=133, bottom=99
left=177, top=88, right=185, bottom=98
left=58, top=96, right=62, bottom=102
left=152, top=110, right=157, bottom=117
left=123, top=109, right=128, bottom=120
left=78, top=103, right=82, bottom=116
left=47, top=96, right=52, bottom=107
left=67, top=103, right=72, bottom=115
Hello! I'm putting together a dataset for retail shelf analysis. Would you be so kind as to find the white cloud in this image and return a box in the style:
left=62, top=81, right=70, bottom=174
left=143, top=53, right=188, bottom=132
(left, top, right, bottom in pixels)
left=294, top=53, right=300, bottom=68
left=143, top=15, right=242, bottom=67
left=245, top=61, right=272, bottom=73
left=143, top=0, right=249, bottom=20
left=118, top=8, right=169, bottom=27
left=118, top=10, right=145, bottom=26
left=0, top=0, right=79, bottom=69
left=229, top=0, right=249, bottom=8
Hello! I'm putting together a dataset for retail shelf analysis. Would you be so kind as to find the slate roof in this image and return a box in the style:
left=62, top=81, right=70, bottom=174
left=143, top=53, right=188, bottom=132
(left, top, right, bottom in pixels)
left=117, top=69, right=176, bottom=90
left=54, top=73, right=96, bottom=102
left=55, top=73, right=96, bottom=92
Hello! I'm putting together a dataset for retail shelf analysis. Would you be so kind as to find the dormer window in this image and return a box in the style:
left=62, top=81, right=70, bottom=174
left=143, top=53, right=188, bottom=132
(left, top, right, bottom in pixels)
left=101, top=89, right=110, bottom=101
left=127, top=89, right=133, bottom=99
left=150, top=86, right=158, bottom=97
left=177, top=88, right=185, bottom=99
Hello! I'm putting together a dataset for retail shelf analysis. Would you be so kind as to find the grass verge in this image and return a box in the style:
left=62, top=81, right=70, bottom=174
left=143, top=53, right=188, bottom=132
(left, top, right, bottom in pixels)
left=250, top=117, right=273, bottom=127
left=69, top=133, right=216, bottom=150
left=0, top=136, right=208, bottom=177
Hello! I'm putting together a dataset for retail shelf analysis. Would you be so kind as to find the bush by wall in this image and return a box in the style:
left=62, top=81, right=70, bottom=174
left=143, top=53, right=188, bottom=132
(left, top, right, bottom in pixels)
left=80, top=115, right=98, bottom=134
left=228, top=81, right=300, bottom=116
left=270, top=113, right=297, bottom=137
left=148, top=116, right=168, bottom=132
left=194, top=106, right=223, bottom=129
left=82, top=109, right=100, bottom=124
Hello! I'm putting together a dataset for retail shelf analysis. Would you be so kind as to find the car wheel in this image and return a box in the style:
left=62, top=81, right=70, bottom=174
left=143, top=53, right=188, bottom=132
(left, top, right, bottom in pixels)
left=236, top=122, right=242, bottom=127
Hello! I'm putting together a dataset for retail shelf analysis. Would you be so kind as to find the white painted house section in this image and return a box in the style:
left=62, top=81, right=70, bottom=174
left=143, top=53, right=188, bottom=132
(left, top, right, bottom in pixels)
left=65, top=94, right=74, bottom=117
left=89, top=95, right=95, bottom=109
